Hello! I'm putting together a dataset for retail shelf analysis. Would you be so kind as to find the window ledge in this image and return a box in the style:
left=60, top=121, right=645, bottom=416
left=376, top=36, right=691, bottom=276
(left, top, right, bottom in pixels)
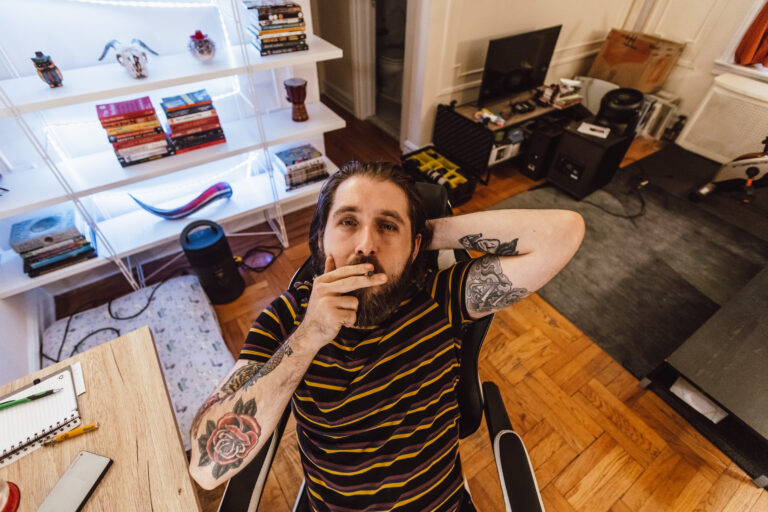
left=713, top=59, right=768, bottom=84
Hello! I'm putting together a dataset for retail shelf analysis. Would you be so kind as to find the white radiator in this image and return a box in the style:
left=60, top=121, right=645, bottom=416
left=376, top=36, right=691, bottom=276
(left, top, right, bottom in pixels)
left=677, top=73, right=768, bottom=163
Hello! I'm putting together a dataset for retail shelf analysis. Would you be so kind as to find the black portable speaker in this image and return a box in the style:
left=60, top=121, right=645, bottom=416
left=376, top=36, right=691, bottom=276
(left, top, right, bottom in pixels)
left=180, top=220, right=245, bottom=304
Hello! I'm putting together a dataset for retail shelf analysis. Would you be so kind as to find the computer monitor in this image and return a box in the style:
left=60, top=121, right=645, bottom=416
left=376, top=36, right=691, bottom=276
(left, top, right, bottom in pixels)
left=477, top=25, right=562, bottom=107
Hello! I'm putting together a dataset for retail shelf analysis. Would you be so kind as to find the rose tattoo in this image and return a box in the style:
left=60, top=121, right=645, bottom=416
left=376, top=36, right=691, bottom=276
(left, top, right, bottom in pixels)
left=197, top=398, right=261, bottom=479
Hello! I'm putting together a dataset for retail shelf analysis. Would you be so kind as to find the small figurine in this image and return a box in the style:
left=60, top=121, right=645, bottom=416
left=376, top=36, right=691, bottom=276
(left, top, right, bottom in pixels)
left=98, top=39, right=158, bottom=79
left=284, top=78, right=308, bottom=122
left=31, top=51, right=63, bottom=88
left=188, top=30, right=216, bottom=62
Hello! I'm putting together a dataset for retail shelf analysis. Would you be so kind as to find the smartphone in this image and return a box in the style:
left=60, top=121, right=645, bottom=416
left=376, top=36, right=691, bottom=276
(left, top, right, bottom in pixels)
left=38, top=450, right=112, bottom=512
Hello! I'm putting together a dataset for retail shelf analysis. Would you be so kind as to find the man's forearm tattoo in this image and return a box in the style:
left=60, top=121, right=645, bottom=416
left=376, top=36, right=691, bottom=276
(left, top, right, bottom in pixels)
left=220, top=361, right=263, bottom=394
left=466, top=256, right=529, bottom=313
left=459, top=233, right=520, bottom=256
left=196, top=398, right=261, bottom=479
left=253, top=341, right=293, bottom=379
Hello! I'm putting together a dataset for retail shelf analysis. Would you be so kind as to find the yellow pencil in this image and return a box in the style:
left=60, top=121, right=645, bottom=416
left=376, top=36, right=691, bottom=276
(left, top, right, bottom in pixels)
left=44, top=423, right=100, bottom=446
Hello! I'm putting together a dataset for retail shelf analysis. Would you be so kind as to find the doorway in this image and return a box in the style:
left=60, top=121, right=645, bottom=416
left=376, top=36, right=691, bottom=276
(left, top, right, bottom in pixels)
left=368, top=0, right=407, bottom=140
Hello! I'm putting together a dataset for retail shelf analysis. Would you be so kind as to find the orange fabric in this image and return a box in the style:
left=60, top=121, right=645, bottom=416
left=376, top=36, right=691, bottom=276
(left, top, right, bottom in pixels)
left=736, top=1, right=768, bottom=65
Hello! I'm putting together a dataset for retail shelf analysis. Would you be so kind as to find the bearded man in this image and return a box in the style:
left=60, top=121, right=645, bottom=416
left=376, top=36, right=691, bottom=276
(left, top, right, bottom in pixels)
left=189, top=161, right=585, bottom=511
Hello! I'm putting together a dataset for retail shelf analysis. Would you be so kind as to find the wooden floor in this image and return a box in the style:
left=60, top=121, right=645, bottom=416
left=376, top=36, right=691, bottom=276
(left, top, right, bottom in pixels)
left=58, top=100, right=767, bottom=511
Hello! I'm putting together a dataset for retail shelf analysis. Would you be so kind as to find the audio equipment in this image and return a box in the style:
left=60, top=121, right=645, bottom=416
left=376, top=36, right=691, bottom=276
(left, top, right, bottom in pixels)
left=546, top=120, right=633, bottom=199
left=180, top=220, right=245, bottom=304
left=521, top=119, right=565, bottom=180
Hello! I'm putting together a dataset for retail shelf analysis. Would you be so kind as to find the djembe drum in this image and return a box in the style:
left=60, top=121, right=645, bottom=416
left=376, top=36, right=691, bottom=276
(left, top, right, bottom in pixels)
left=284, top=78, right=309, bottom=122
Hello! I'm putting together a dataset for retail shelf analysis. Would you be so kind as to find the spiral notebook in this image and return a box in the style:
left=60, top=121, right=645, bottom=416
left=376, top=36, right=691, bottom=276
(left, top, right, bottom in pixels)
left=0, top=367, right=81, bottom=468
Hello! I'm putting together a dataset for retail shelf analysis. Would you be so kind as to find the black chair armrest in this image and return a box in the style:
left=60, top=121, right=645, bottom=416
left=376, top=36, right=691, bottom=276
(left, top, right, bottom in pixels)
left=218, top=406, right=292, bottom=512
left=482, top=382, right=544, bottom=512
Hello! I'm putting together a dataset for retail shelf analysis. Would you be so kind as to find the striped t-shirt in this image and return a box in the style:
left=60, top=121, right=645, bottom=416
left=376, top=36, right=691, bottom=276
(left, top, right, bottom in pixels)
left=238, top=259, right=475, bottom=512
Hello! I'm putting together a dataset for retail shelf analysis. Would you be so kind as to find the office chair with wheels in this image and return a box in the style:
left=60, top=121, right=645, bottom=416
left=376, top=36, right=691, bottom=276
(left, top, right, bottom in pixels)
left=217, top=182, right=544, bottom=512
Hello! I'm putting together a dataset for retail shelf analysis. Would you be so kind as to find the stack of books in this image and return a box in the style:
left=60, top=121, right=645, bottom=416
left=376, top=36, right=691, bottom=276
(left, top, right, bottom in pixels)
left=96, top=96, right=174, bottom=167
left=161, top=89, right=226, bottom=154
left=244, top=2, right=308, bottom=56
left=274, top=143, right=328, bottom=190
left=9, top=207, right=97, bottom=278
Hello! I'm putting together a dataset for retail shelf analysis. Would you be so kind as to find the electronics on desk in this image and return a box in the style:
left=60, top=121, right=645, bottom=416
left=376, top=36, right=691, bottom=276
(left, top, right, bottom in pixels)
left=489, top=127, right=525, bottom=166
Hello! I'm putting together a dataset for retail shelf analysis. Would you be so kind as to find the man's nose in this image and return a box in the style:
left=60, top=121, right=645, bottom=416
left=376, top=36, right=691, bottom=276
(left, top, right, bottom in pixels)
left=355, top=225, right=377, bottom=256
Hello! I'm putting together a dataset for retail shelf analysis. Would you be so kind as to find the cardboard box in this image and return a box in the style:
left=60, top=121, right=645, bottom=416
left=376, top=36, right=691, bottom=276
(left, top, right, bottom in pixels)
left=588, top=29, right=685, bottom=93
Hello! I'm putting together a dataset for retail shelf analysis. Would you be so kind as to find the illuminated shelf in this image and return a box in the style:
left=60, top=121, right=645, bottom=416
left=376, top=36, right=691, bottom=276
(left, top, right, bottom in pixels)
left=0, top=102, right=344, bottom=221
left=0, top=156, right=337, bottom=299
left=0, top=36, right=341, bottom=117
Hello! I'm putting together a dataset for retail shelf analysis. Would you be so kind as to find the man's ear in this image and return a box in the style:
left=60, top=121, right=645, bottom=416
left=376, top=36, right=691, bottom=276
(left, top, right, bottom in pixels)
left=410, top=233, right=422, bottom=263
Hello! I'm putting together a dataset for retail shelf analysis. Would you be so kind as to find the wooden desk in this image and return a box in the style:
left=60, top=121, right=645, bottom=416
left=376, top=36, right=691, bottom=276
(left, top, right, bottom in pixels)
left=0, top=327, right=200, bottom=511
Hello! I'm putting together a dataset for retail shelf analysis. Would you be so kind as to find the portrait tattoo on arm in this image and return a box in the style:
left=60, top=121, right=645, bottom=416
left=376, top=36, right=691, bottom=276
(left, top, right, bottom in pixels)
left=459, top=233, right=520, bottom=256
left=466, top=256, right=529, bottom=314
left=196, top=398, right=261, bottom=479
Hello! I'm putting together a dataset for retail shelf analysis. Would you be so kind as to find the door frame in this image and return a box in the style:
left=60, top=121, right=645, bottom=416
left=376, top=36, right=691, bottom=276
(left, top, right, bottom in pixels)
left=349, top=0, right=376, bottom=119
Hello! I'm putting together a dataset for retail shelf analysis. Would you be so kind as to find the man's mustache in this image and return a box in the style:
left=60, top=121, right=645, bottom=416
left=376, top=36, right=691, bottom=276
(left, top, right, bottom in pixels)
left=347, top=255, right=385, bottom=275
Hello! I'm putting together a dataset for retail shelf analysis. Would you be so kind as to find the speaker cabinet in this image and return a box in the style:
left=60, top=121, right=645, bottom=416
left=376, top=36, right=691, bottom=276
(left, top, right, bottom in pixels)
left=677, top=73, right=768, bottom=163
left=546, top=120, right=632, bottom=199
left=521, top=121, right=564, bottom=180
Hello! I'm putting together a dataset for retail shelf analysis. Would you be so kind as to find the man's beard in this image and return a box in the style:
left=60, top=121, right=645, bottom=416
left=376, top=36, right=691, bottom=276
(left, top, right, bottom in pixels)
left=345, top=255, right=415, bottom=327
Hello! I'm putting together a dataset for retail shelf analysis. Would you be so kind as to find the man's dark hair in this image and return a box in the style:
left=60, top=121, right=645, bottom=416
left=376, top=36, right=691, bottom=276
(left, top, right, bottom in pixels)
left=308, top=161, right=434, bottom=285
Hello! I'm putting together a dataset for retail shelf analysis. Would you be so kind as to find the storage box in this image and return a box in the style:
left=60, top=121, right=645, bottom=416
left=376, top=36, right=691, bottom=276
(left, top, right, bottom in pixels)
left=401, top=103, right=493, bottom=206
left=588, top=29, right=685, bottom=93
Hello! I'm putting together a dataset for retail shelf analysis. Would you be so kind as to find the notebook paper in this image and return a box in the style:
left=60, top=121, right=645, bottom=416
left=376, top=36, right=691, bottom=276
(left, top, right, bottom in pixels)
left=0, top=367, right=81, bottom=467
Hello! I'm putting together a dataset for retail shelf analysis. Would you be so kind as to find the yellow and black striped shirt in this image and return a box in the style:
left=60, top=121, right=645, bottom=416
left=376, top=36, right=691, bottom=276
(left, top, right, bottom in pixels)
left=238, top=260, right=475, bottom=511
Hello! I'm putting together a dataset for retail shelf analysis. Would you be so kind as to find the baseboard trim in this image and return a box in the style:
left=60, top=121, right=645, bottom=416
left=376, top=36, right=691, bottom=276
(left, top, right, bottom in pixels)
left=321, top=81, right=354, bottom=115
left=402, top=140, right=419, bottom=153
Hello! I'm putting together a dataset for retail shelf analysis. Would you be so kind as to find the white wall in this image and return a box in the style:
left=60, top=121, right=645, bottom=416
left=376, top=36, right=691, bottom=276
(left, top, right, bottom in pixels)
left=402, top=0, right=644, bottom=149
left=310, top=0, right=355, bottom=113
left=636, top=0, right=760, bottom=114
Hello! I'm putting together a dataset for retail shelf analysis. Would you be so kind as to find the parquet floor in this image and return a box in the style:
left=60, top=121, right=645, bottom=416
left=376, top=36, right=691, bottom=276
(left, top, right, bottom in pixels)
left=58, top=99, right=767, bottom=511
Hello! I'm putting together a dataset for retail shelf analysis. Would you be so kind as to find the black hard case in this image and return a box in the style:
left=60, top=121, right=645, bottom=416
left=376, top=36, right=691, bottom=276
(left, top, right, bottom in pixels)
left=401, top=103, right=494, bottom=206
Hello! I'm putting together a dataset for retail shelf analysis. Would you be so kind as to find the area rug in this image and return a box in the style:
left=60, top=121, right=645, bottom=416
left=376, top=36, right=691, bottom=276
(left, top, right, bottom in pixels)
left=490, top=143, right=768, bottom=482
left=491, top=145, right=768, bottom=378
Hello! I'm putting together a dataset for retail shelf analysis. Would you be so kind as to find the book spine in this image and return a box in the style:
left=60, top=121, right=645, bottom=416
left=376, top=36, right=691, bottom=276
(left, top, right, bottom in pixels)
left=11, top=227, right=82, bottom=253
left=112, top=133, right=167, bottom=150
left=27, top=251, right=97, bottom=277
left=164, top=100, right=213, bottom=113
left=169, top=122, right=222, bottom=139
left=98, top=107, right=156, bottom=124
left=116, top=140, right=171, bottom=157
left=255, top=40, right=307, bottom=51
left=258, top=14, right=303, bottom=24
left=105, top=120, right=161, bottom=136
left=22, top=235, right=86, bottom=258
left=259, top=44, right=308, bottom=56
left=170, top=117, right=222, bottom=133
left=108, top=126, right=164, bottom=143
left=168, top=109, right=218, bottom=126
left=118, top=150, right=175, bottom=167
left=172, top=129, right=225, bottom=149
left=253, top=24, right=306, bottom=35
left=164, top=103, right=214, bottom=118
left=285, top=156, right=326, bottom=172
left=28, top=245, right=95, bottom=270
left=100, top=114, right=157, bottom=129
left=24, top=240, right=89, bottom=264
left=174, top=138, right=226, bottom=154
left=259, top=33, right=307, bottom=43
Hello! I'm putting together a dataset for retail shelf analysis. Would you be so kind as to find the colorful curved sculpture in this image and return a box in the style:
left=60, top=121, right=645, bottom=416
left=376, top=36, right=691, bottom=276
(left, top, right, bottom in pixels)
left=129, top=182, right=233, bottom=220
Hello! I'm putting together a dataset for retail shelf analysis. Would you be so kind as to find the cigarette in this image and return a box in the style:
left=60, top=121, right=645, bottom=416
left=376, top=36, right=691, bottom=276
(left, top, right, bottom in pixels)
left=367, top=270, right=375, bottom=277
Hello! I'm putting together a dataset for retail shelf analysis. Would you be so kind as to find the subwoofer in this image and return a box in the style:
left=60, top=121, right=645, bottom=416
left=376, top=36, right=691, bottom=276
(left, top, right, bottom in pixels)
left=545, top=120, right=633, bottom=199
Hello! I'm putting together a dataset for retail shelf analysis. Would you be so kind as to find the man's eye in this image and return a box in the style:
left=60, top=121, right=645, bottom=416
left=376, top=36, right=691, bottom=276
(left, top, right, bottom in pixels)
left=340, top=218, right=356, bottom=226
left=380, top=223, right=397, bottom=232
